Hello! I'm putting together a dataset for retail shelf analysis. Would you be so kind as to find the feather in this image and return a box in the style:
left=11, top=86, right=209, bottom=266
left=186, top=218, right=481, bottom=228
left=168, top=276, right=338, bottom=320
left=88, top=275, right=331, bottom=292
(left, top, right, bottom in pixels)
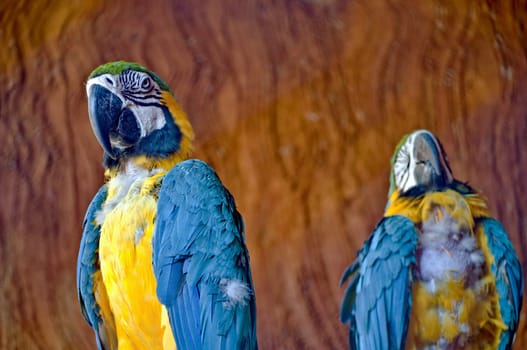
left=340, top=215, right=417, bottom=350
left=480, top=218, right=524, bottom=349
left=153, top=159, right=258, bottom=350
left=76, top=185, right=117, bottom=350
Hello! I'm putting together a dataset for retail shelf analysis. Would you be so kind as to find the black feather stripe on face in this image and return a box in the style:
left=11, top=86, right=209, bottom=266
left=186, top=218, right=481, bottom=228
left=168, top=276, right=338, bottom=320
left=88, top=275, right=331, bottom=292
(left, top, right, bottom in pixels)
left=118, top=70, right=162, bottom=107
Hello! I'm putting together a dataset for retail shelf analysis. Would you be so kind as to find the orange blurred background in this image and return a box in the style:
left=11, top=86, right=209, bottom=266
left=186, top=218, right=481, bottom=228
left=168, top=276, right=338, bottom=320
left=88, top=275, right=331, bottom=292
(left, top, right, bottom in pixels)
left=1, top=1, right=526, bottom=348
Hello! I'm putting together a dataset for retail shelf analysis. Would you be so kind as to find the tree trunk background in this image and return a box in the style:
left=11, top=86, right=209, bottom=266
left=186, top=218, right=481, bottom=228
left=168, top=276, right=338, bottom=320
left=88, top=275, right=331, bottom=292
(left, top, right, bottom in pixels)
left=1, top=0, right=526, bottom=349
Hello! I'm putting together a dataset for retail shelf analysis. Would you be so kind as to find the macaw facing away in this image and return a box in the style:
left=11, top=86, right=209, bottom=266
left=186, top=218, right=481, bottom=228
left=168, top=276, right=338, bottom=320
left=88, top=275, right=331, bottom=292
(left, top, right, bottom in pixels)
left=340, top=130, right=523, bottom=350
left=77, top=61, right=258, bottom=350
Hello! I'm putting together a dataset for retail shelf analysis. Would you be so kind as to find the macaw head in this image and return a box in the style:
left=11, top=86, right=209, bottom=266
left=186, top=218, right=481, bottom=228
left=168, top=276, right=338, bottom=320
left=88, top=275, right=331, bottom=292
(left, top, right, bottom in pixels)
left=86, top=61, right=194, bottom=171
left=388, top=129, right=453, bottom=197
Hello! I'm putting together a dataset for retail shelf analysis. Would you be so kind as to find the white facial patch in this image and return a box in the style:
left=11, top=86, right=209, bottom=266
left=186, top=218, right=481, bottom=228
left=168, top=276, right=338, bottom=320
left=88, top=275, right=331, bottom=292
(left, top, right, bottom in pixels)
left=394, top=133, right=418, bottom=191
left=127, top=103, right=166, bottom=137
left=220, top=278, right=251, bottom=308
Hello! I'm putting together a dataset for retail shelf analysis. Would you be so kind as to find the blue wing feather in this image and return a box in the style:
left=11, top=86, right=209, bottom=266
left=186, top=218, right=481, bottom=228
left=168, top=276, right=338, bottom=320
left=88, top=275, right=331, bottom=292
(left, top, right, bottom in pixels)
left=76, top=185, right=116, bottom=350
left=168, top=275, right=201, bottom=350
left=340, top=215, right=418, bottom=350
left=153, top=159, right=258, bottom=350
left=480, top=218, right=524, bottom=350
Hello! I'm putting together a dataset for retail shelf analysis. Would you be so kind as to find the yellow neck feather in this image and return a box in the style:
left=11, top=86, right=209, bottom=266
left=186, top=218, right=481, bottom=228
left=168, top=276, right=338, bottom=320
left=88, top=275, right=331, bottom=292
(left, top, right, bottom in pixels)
left=385, top=188, right=490, bottom=222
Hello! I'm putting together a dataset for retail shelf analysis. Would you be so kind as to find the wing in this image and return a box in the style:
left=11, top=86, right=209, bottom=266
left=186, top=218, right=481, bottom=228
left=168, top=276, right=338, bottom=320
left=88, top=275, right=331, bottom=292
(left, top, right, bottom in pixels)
left=76, top=185, right=117, bottom=350
left=479, top=218, right=524, bottom=350
left=340, top=215, right=418, bottom=350
left=153, top=159, right=258, bottom=350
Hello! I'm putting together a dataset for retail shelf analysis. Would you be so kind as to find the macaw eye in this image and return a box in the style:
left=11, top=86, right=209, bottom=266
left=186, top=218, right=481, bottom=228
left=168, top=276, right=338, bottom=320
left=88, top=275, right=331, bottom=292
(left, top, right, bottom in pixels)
left=141, top=77, right=151, bottom=90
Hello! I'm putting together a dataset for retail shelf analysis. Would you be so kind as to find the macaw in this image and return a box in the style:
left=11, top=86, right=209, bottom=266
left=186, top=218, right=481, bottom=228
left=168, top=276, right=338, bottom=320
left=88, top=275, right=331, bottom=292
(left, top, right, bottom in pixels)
left=76, top=61, right=258, bottom=350
left=340, top=129, right=523, bottom=350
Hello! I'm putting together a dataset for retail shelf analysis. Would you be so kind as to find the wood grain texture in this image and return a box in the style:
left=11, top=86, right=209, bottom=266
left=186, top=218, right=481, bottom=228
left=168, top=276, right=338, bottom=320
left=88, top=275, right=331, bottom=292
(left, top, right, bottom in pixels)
left=1, top=0, right=526, bottom=349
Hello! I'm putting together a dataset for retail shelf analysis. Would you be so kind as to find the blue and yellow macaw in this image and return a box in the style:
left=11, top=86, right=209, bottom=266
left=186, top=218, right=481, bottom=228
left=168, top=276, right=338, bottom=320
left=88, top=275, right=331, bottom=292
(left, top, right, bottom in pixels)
left=76, top=61, right=258, bottom=350
left=340, top=130, right=523, bottom=349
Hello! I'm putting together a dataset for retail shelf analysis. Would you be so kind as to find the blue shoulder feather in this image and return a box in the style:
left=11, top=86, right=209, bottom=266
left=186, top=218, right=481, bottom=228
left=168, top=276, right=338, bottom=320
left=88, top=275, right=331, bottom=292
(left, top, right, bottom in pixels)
left=480, top=218, right=524, bottom=350
left=77, top=185, right=116, bottom=350
left=340, top=215, right=418, bottom=350
left=153, top=159, right=258, bottom=350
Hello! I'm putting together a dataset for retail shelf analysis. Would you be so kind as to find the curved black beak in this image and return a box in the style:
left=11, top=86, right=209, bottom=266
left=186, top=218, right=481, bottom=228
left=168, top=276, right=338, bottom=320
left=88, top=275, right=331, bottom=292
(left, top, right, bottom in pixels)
left=88, top=84, right=123, bottom=159
left=413, top=131, right=453, bottom=188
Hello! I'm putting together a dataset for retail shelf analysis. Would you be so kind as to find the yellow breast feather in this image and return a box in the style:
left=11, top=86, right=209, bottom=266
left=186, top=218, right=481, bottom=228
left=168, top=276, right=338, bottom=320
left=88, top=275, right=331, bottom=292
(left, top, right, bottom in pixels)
left=98, top=172, right=175, bottom=350
left=387, top=190, right=502, bottom=349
